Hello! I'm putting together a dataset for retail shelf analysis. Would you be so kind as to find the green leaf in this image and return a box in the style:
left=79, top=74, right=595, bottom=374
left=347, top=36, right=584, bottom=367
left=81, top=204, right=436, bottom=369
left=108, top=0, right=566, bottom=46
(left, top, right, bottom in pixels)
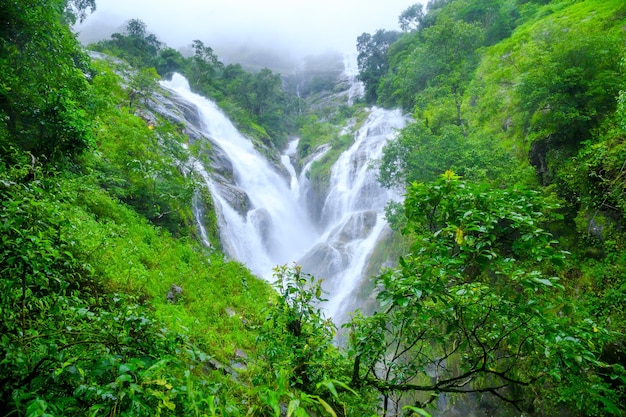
left=403, top=405, right=432, bottom=417
left=116, top=374, right=132, bottom=383
left=315, top=397, right=337, bottom=417
left=287, top=399, right=300, bottom=417
left=317, top=380, right=338, bottom=398
left=532, top=277, right=554, bottom=287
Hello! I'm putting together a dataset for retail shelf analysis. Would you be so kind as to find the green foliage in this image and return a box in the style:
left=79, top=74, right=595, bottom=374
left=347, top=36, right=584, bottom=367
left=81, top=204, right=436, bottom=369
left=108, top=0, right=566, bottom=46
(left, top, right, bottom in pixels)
left=91, top=19, right=162, bottom=69
left=62, top=0, right=96, bottom=24
left=256, top=265, right=339, bottom=391
left=296, top=115, right=337, bottom=159
left=516, top=29, right=623, bottom=150
left=83, top=62, right=194, bottom=236
left=377, top=16, right=484, bottom=121
left=307, top=133, right=354, bottom=191
left=347, top=172, right=624, bottom=415
left=368, top=0, right=626, bottom=413
left=90, top=20, right=301, bottom=150
left=3, top=0, right=626, bottom=414
left=468, top=0, right=626, bottom=161
left=128, top=67, right=160, bottom=108
left=295, top=107, right=369, bottom=200
left=374, top=0, right=524, bottom=112
left=0, top=14, right=279, bottom=412
left=155, top=47, right=186, bottom=77
left=0, top=0, right=92, bottom=164
left=399, top=4, right=425, bottom=32
left=254, top=265, right=373, bottom=416
left=186, top=40, right=223, bottom=90
left=452, top=0, right=521, bottom=45
left=377, top=121, right=524, bottom=190
left=356, top=29, right=402, bottom=103
left=0, top=156, right=240, bottom=416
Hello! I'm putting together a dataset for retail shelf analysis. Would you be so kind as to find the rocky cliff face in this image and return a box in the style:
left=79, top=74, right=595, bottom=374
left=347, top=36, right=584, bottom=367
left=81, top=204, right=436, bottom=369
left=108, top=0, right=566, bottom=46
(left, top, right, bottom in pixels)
left=149, top=86, right=257, bottom=220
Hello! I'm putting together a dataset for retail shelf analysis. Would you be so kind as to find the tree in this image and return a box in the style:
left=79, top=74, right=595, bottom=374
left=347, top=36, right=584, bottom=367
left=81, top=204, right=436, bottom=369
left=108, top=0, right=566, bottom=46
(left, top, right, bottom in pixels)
left=186, top=40, right=223, bottom=90
left=0, top=0, right=92, bottom=163
left=155, top=47, right=185, bottom=77
left=376, top=13, right=484, bottom=114
left=399, top=4, right=425, bottom=31
left=377, top=120, right=517, bottom=192
left=257, top=265, right=339, bottom=392
left=517, top=30, right=623, bottom=151
left=356, top=29, right=401, bottom=103
left=91, top=19, right=162, bottom=68
left=419, top=16, right=484, bottom=129
left=63, top=0, right=96, bottom=24
left=128, top=67, right=160, bottom=108
left=252, top=265, right=365, bottom=415
left=126, top=18, right=147, bottom=38
left=347, top=172, right=622, bottom=415
left=454, top=0, right=520, bottom=45
left=251, top=68, right=282, bottom=117
left=377, top=121, right=459, bottom=188
left=0, top=156, right=209, bottom=416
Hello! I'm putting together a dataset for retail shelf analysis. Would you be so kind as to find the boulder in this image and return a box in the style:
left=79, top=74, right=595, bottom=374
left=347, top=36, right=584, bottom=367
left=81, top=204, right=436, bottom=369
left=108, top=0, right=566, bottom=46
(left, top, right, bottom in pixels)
left=166, top=284, right=183, bottom=303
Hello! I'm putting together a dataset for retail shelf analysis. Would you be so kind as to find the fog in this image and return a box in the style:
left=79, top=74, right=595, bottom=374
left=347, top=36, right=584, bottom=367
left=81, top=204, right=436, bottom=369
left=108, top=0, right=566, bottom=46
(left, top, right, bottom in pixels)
left=77, top=0, right=422, bottom=67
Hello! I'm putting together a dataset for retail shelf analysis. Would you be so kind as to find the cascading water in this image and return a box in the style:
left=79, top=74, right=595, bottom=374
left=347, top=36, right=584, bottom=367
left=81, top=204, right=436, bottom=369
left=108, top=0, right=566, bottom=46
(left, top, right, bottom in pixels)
left=161, top=75, right=317, bottom=278
left=160, top=58, right=407, bottom=322
left=342, top=52, right=365, bottom=105
left=280, top=139, right=300, bottom=197
left=299, top=107, right=407, bottom=320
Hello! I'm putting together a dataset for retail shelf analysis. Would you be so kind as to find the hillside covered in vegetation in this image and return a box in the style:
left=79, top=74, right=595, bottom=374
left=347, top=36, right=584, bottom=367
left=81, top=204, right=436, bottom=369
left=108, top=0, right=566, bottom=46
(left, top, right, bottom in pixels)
left=1, top=0, right=625, bottom=416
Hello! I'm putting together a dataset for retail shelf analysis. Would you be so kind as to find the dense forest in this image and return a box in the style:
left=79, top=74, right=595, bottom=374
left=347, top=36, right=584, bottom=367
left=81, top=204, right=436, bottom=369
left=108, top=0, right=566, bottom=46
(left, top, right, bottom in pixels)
left=1, top=0, right=625, bottom=416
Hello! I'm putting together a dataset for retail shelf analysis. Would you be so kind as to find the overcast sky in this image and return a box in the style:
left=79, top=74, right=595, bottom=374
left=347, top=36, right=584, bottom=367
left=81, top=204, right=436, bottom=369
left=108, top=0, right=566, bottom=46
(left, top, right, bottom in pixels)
left=77, top=0, right=423, bottom=59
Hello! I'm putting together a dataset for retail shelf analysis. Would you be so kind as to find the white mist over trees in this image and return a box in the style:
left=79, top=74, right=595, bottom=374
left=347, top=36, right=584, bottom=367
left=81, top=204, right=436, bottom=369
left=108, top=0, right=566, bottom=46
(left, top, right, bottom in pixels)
left=76, top=0, right=425, bottom=60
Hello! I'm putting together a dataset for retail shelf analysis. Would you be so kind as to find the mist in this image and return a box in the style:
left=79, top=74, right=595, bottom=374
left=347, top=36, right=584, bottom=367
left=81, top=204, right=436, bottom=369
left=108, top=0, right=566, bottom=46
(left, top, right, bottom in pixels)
left=77, top=0, right=423, bottom=69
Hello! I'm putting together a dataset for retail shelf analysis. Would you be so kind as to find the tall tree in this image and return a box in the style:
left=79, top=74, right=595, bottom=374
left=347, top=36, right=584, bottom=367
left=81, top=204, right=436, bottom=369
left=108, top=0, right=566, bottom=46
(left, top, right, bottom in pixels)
left=356, top=29, right=401, bottom=103
left=63, top=0, right=96, bottom=24
left=420, top=16, right=484, bottom=129
left=0, top=0, right=92, bottom=163
left=399, top=3, right=425, bottom=31
left=186, top=39, right=223, bottom=90
left=91, top=18, right=162, bottom=68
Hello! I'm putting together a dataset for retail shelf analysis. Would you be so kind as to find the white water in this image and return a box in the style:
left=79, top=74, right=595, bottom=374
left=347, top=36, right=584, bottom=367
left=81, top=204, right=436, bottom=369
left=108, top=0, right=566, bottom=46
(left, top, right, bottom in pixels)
left=342, top=52, right=365, bottom=105
left=162, top=75, right=317, bottom=278
left=161, top=60, right=407, bottom=320
left=302, top=107, right=407, bottom=319
left=280, top=139, right=300, bottom=197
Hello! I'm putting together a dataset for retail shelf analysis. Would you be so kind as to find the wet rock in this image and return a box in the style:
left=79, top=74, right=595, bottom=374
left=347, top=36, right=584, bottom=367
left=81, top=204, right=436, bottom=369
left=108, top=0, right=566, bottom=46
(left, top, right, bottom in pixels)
left=166, top=284, right=183, bottom=303
left=234, top=349, right=248, bottom=359
left=299, top=241, right=349, bottom=279
left=250, top=208, right=272, bottom=243
left=206, top=143, right=235, bottom=181
left=134, top=108, right=157, bottom=126
left=587, top=217, right=605, bottom=241
left=214, top=183, right=251, bottom=217
left=529, top=138, right=550, bottom=185
left=337, top=211, right=377, bottom=242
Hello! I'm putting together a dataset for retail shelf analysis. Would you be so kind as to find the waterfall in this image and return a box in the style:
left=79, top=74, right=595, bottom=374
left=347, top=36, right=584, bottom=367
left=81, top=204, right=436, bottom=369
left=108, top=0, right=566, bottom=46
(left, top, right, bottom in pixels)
left=162, top=75, right=317, bottom=278
left=160, top=59, right=407, bottom=321
left=300, top=107, right=407, bottom=320
left=342, top=52, right=364, bottom=105
left=280, top=139, right=300, bottom=197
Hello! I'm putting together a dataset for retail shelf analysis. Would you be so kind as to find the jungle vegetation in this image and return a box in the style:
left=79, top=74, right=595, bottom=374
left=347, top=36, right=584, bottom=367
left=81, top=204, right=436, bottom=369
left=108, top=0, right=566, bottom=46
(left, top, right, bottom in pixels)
left=1, top=0, right=625, bottom=416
